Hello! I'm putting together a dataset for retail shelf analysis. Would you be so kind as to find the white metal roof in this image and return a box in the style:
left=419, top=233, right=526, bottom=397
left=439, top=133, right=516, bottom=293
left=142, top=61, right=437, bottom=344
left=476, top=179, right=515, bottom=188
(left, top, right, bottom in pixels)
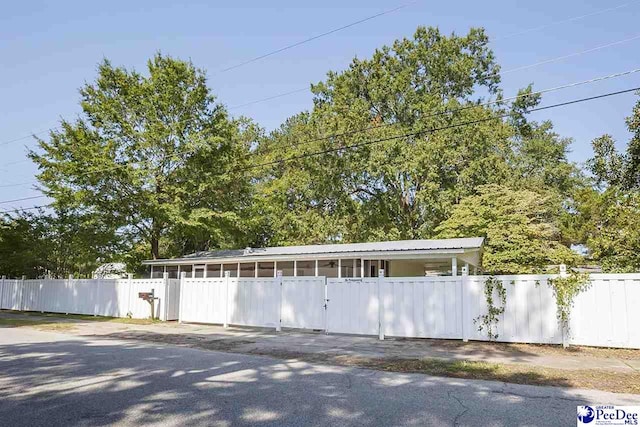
left=142, top=237, right=484, bottom=265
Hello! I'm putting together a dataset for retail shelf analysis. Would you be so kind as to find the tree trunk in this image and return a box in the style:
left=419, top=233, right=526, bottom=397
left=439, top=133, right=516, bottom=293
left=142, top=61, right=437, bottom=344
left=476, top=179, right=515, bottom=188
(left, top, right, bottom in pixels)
left=150, top=220, right=161, bottom=260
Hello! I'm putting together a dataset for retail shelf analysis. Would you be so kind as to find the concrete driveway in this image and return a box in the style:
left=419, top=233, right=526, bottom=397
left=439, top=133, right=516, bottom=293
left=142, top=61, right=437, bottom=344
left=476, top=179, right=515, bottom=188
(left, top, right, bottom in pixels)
left=1, top=328, right=639, bottom=426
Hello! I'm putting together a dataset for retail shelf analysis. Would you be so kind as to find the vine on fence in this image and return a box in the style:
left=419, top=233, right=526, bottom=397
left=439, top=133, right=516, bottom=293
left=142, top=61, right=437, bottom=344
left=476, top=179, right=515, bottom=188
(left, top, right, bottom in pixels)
left=548, top=272, right=590, bottom=338
left=474, top=276, right=506, bottom=340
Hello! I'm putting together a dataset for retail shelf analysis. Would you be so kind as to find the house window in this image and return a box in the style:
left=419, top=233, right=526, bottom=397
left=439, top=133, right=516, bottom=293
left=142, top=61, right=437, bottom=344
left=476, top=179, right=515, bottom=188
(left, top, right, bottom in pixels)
left=180, top=265, right=193, bottom=277
left=222, top=264, right=237, bottom=278
left=166, top=265, right=179, bottom=279
left=296, top=260, right=314, bottom=276
left=340, top=259, right=355, bottom=278
left=207, top=264, right=222, bottom=278
left=240, top=263, right=255, bottom=277
left=277, top=261, right=294, bottom=276
left=193, top=265, right=206, bottom=278
left=318, top=259, right=338, bottom=278
left=151, top=267, right=164, bottom=279
left=257, top=262, right=275, bottom=277
left=355, top=259, right=361, bottom=277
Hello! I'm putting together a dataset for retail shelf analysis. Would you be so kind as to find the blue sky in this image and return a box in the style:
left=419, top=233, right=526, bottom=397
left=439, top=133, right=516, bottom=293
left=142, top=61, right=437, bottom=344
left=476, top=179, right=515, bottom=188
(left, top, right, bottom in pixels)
left=1, top=0, right=639, bottom=210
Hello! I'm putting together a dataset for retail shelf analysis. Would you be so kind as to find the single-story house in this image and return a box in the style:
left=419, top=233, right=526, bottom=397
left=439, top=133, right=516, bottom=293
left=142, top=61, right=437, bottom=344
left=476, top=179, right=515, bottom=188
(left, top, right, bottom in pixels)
left=142, top=237, right=484, bottom=279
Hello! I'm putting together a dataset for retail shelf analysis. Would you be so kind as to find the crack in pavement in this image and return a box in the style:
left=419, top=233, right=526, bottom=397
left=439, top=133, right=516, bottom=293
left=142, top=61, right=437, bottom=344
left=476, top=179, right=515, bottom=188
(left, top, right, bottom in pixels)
left=447, top=391, right=469, bottom=426
left=490, top=382, right=584, bottom=403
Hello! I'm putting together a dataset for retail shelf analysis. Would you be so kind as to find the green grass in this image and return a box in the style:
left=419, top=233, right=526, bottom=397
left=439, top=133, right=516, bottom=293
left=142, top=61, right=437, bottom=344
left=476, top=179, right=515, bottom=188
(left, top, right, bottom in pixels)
left=0, top=317, right=46, bottom=327
left=2, top=311, right=163, bottom=325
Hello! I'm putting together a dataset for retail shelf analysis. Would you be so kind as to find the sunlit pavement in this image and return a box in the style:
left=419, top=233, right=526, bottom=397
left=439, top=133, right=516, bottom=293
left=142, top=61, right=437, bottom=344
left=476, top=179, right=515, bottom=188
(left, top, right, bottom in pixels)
left=1, top=328, right=639, bottom=426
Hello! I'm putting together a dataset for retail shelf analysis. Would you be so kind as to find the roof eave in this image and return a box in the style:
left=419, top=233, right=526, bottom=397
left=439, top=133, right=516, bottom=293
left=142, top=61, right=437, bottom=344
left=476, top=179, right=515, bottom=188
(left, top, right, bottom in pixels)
left=141, top=247, right=482, bottom=266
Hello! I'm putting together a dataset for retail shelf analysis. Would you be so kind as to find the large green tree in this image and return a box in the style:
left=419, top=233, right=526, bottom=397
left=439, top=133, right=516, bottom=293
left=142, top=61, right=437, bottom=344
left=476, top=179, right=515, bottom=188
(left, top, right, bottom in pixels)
left=0, top=209, right=118, bottom=278
left=31, top=54, right=257, bottom=260
left=569, top=94, right=640, bottom=272
left=257, top=27, right=515, bottom=244
left=255, top=27, right=580, bottom=252
left=436, top=185, right=579, bottom=274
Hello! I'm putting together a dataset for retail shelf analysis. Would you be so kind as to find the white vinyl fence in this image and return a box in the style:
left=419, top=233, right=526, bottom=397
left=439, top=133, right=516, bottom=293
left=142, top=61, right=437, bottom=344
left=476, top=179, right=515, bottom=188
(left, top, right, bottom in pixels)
left=178, top=273, right=640, bottom=349
left=0, top=276, right=180, bottom=321
left=3, top=272, right=639, bottom=349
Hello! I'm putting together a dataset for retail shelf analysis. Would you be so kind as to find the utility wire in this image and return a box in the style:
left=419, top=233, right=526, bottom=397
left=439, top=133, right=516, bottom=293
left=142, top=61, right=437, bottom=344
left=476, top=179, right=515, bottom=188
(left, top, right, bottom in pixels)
left=4, top=64, right=639, bottom=175
left=215, top=2, right=414, bottom=74
left=503, top=34, right=640, bottom=74
left=2, top=70, right=640, bottom=188
left=494, top=0, right=638, bottom=41
left=2, top=85, right=637, bottom=214
left=223, top=86, right=640, bottom=175
left=224, top=33, right=640, bottom=110
left=0, top=195, right=45, bottom=205
left=242, top=68, right=640, bottom=156
left=0, top=181, right=36, bottom=189
left=3, top=17, right=637, bottom=149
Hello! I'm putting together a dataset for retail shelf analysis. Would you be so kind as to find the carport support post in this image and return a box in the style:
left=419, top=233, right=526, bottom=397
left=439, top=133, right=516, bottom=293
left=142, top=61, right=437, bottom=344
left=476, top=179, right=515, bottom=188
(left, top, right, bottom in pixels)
left=378, top=269, right=385, bottom=340
left=275, top=270, right=283, bottom=332
left=223, top=271, right=230, bottom=328
left=178, top=272, right=186, bottom=323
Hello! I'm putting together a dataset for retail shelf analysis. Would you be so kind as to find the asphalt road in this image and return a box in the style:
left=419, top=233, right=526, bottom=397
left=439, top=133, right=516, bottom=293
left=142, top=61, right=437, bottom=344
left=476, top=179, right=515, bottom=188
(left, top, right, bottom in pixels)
left=1, top=328, right=638, bottom=426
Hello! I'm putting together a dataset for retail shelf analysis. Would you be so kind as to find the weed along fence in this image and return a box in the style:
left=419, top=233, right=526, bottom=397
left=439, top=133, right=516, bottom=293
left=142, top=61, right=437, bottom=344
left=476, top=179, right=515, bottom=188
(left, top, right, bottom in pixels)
left=178, top=272, right=640, bottom=349
left=0, top=276, right=180, bottom=321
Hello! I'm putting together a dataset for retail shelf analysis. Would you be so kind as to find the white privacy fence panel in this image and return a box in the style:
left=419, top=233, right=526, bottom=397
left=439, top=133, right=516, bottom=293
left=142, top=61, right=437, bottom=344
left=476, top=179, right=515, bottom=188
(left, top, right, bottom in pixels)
left=126, top=279, right=167, bottom=320
left=165, top=279, right=181, bottom=321
left=383, top=277, right=463, bottom=339
left=281, top=277, right=325, bottom=330
left=1, top=280, right=23, bottom=310
left=326, top=278, right=379, bottom=335
left=569, top=274, right=640, bottom=349
left=465, top=275, right=562, bottom=345
left=180, top=278, right=227, bottom=324
left=229, top=278, right=280, bottom=328
left=0, top=277, right=177, bottom=321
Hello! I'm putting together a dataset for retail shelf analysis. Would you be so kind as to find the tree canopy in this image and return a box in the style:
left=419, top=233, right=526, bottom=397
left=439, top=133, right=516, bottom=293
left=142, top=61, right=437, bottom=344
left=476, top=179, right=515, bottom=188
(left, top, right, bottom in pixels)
left=1, top=27, right=637, bottom=277
left=30, top=54, right=257, bottom=264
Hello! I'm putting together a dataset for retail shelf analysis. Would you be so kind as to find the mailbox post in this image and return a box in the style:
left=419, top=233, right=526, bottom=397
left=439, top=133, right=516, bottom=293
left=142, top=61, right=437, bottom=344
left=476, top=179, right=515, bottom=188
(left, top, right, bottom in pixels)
left=138, top=289, right=158, bottom=320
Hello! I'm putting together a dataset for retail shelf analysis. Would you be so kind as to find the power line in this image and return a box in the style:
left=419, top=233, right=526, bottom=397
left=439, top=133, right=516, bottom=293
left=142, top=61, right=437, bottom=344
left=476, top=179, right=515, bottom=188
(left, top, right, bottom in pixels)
left=3, top=12, right=636, bottom=149
left=2, top=86, right=637, bottom=214
left=0, top=181, right=36, bottom=189
left=215, top=2, right=414, bottom=74
left=228, top=87, right=309, bottom=110
left=494, top=0, right=638, bottom=41
left=223, top=33, right=640, bottom=111
left=503, top=34, right=640, bottom=74
left=0, top=195, right=45, bottom=205
left=222, top=86, right=640, bottom=175
left=244, top=67, right=640, bottom=156
left=3, top=69, right=640, bottom=186
left=0, top=204, right=51, bottom=215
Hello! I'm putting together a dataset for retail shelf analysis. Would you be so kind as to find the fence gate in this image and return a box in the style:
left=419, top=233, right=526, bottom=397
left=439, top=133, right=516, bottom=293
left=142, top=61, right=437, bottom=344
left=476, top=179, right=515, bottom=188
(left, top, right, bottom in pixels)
left=281, top=277, right=326, bottom=330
